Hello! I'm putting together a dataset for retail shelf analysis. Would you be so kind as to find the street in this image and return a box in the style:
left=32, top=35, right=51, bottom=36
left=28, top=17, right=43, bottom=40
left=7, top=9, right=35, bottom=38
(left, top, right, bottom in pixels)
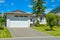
left=0, top=36, right=60, bottom=40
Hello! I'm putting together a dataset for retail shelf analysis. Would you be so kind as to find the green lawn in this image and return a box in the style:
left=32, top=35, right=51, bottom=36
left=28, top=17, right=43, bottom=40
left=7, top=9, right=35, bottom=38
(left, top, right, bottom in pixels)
left=0, top=27, right=12, bottom=38
left=33, top=26, right=60, bottom=36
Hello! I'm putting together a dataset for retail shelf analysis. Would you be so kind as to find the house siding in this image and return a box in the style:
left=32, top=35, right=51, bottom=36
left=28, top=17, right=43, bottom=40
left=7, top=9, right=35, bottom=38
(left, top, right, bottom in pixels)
left=37, top=17, right=46, bottom=24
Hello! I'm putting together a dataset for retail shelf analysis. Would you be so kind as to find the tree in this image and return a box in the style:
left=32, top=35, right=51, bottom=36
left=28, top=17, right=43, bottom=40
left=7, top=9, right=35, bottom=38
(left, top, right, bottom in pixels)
left=3, top=14, right=7, bottom=26
left=46, top=13, right=59, bottom=30
left=35, top=20, right=40, bottom=27
left=31, top=0, right=46, bottom=14
left=0, top=17, right=4, bottom=26
left=31, top=0, right=46, bottom=26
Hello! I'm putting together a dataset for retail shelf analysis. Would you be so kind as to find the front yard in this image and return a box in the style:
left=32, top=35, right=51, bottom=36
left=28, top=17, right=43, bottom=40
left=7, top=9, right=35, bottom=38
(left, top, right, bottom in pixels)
left=0, top=27, right=12, bottom=38
left=33, top=26, right=60, bottom=36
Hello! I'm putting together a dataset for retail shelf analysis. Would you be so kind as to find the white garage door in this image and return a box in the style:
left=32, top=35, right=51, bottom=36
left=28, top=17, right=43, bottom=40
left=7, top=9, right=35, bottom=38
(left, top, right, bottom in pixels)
left=7, top=17, right=30, bottom=28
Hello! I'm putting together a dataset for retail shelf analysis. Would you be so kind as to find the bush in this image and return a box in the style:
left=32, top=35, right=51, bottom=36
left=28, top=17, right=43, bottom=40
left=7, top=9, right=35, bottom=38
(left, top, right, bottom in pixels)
left=40, top=24, right=47, bottom=27
left=35, top=20, right=40, bottom=27
left=0, top=26, right=4, bottom=30
left=46, top=13, right=59, bottom=30
left=35, top=24, right=40, bottom=27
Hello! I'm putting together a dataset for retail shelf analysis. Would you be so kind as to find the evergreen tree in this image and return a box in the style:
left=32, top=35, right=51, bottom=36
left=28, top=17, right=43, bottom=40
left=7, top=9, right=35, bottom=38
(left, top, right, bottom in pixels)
left=31, top=0, right=46, bottom=26
left=31, top=0, right=45, bottom=14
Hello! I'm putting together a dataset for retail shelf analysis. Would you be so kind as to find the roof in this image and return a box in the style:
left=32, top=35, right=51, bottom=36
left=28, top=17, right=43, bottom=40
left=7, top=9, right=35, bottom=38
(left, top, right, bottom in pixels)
left=12, top=10, right=26, bottom=13
left=5, top=10, right=32, bottom=16
left=5, top=10, right=46, bottom=17
left=56, top=13, right=60, bottom=16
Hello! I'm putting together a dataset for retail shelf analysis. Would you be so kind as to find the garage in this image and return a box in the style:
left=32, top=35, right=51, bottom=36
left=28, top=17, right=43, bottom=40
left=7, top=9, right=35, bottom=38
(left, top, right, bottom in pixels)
left=5, top=10, right=31, bottom=28
left=6, top=15, right=30, bottom=28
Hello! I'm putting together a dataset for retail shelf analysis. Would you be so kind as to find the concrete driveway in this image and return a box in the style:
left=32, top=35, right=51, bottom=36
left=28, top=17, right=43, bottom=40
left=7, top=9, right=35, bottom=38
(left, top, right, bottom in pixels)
left=9, top=28, right=51, bottom=37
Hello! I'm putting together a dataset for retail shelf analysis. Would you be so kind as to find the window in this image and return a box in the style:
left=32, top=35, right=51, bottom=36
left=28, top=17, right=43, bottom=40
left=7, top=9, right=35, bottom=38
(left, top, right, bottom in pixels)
left=15, top=15, right=23, bottom=17
left=24, top=16, right=28, bottom=17
left=15, top=15, right=18, bottom=17
left=40, top=17, right=44, bottom=22
left=19, top=16, right=23, bottom=17
left=30, top=19, right=32, bottom=22
left=15, top=15, right=28, bottom=17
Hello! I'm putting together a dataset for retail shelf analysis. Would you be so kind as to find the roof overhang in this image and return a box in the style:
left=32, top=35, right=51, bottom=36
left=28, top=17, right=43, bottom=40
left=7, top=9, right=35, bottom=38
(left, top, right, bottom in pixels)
left=4, top=12, right=32, bottom=16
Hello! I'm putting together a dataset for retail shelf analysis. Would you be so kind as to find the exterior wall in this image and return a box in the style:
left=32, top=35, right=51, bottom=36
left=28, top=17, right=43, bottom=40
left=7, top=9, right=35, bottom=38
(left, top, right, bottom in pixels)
left=30, top=16, right=47, bottom=24
left=37, top=17, right=46, bottom=24
left=39, top=17, right=46, bottom=24
left=30, top=17, right=36, bottom=24
left=56, top=12, right=60, bottom=16
left=6, top=14, right=47, bottom=28
left=6, top=15, right=30, bottom=28
left=56, top=13, right=60, bottom=26
left=58, top=21, right=60, bottom=26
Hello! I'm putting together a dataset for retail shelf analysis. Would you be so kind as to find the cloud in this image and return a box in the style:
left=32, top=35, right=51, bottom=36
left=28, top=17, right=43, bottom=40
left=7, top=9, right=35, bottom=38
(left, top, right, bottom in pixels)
left=0, top=0, right=5, bottom=3
left=25, top=0, right=29, bottom=1
left=11, top=3, right=14, bottom=6
left=28, top=5, right=33, bottom=8
left=52, top=5, right=56, bottom=7
left=43, top=4, right=47, bottom=6
left=7, top=10, right=10, bottom=11
left=26, top=12, right=31, bottom=14
left=51, top=0, right=55, bottom=2
left=43, top=2, right=48, bottom=6
left=45, top=8, right=53, bottom=14
left=24, top=0, right=29, bottom=2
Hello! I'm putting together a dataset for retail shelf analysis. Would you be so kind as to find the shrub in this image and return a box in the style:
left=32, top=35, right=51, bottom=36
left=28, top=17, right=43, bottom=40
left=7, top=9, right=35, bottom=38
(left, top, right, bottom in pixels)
left=35, top=20, right=40, bottom=27
left=40, top=24, right=47, bottom=27
left=0, top=26, right=4, bottom=30
left=46, top=13, right=59, bottom=30
left=0, top=18, right=4, bottom=26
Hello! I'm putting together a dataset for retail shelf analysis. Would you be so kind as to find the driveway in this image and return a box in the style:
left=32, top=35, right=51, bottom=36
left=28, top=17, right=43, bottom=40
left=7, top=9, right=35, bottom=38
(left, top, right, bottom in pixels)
left=9, top=28, right=51, bottom=37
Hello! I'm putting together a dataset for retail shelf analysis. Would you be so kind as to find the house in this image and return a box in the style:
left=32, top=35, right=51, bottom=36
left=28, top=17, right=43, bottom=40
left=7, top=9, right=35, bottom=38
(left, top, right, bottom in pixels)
left=5, top=10, right=46, bottom=28
left=50, top=6, right=60, bottom=26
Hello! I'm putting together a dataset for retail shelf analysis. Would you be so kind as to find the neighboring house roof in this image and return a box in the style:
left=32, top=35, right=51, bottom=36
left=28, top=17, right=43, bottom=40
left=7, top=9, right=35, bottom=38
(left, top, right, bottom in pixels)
left=56, top=13, right=60, bottom=16
left=50, top=6, right=60, bottom=14
left=49, top=6, right=60, bottom=16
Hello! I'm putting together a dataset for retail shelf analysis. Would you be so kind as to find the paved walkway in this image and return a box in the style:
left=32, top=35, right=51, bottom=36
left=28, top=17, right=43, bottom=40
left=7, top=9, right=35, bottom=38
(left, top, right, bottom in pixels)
left=9, top=28, right=51, bottom=37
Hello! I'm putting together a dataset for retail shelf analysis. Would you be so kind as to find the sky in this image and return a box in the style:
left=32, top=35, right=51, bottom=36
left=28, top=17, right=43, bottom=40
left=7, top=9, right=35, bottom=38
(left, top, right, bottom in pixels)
left=0, top=0, right=60, bottom=14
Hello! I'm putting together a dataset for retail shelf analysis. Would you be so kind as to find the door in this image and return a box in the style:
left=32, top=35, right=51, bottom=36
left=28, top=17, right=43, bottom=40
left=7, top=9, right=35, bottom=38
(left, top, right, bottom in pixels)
left=9, top=17, right=30, bottom=28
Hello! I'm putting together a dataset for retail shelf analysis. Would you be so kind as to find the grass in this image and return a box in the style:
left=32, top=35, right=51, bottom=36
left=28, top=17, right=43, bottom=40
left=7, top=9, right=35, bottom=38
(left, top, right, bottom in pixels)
left=0, top=27, right=12, bottom=38
left=33, top=26, right=60, bottom=36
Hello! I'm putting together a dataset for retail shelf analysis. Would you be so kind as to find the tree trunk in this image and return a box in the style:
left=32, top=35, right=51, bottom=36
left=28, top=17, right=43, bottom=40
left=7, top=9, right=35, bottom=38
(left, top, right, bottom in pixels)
left=50, top=25, right=53, bottom=30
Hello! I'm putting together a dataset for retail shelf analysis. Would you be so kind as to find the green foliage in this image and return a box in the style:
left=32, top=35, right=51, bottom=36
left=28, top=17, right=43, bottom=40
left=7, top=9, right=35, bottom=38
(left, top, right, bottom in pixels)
left=0, top=27, right=12, bottom=38
left=31, top=0, right=46, bottom=22
left=46, top=13, right=59, bottom=30
left=3, top=14, right=6, bottom=22
left=31, top=0, right=46, bottom=14
left=33, top=26, right=60, bottom=36
left=0, top=26, right=4, bottom=30
left=0, top=17, right=4, bottom=26
left=39, top=24, right=47, bottom=27
left=0, top=18, right=4, bottom=22
left=35, top=20, right=40, bottom=27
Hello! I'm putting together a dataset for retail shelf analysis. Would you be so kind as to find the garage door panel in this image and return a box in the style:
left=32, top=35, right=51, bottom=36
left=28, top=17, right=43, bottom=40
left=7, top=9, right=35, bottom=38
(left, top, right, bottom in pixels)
left=7, top=17, right=30, bottom=28
left=10, top=21, right=29, bottom=28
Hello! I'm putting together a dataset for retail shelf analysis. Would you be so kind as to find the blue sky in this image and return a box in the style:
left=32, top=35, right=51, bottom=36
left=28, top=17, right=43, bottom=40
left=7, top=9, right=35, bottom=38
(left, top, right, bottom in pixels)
left=0, top=0, right=60, bottom=14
